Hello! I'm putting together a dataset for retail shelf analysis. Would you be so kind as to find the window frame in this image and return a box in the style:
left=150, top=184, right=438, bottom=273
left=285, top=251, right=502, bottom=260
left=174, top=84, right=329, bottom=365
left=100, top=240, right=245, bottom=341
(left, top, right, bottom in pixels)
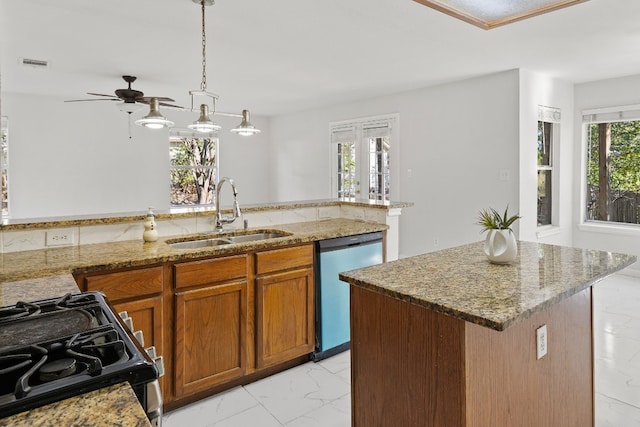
left=330, top=114, right=398, bottom=202
left=581, top=104, right=640, bottom=230
left=536, top=106, right=560, bottom=230
left=169, top=131, right=219, bottom=208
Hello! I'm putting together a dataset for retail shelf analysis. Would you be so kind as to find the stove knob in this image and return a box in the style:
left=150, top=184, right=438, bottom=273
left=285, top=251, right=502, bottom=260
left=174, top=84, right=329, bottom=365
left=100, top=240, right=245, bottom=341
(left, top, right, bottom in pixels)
left=133, top=330, right=145, bottom=347
left=145, top=346, right=157, bottom=359
left=154, top=355, right=165, bottom=378
left=118, top=312, right=134, bottom=331
left=145, top=346, right=165, bottom=378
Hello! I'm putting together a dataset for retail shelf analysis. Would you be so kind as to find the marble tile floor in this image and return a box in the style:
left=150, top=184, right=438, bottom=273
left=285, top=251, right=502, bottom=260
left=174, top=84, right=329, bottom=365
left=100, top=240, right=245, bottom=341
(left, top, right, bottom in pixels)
left=163, top=272, right=640, bottom=427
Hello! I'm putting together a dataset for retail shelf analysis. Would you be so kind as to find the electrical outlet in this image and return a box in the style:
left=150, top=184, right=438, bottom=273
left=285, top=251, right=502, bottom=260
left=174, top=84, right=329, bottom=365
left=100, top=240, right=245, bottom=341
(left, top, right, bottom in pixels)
left=46, top=229, right=76, bottom=247
left=434, top=237, right=440, bottom=246
left=536, top=325, right=548, bottom=359
left=499, top=169, right=510, bottom=181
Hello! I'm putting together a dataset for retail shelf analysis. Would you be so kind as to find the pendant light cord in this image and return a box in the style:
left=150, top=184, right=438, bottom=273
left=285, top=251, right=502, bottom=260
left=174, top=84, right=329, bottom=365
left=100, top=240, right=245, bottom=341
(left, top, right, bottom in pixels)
left=200, top=0, right=207, bottom=91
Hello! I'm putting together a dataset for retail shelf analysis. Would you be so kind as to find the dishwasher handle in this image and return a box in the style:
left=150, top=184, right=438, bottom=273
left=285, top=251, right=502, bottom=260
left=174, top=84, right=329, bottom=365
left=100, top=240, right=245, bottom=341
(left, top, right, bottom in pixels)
left=317, top=232, right=383, bottom=252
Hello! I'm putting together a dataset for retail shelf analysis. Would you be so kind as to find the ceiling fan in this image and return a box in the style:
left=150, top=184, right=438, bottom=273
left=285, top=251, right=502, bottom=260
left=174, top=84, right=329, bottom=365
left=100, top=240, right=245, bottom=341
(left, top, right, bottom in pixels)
left=65, top=75, right=181, bottom=109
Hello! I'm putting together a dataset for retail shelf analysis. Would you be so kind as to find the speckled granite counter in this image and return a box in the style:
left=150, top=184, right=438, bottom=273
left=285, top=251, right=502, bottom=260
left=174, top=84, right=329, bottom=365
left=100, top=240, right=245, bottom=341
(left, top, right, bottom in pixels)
left=340, top=240, right=636, bottom=331
left=0, top=383, right=151, bottom=427
left=0, top=218, right=387, bottom=283
left=0, top=199, right=410, bottom=230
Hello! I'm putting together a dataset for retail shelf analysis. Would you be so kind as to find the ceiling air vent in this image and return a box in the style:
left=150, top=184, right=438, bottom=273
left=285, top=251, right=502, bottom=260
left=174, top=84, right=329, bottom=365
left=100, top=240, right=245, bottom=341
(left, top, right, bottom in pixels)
left=19, top=58, right=49, bottom=68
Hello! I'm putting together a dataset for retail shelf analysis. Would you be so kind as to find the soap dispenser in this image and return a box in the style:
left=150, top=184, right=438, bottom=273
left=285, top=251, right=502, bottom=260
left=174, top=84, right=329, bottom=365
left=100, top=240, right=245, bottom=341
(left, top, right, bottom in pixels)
left=143, top=208, right=159, bottom=242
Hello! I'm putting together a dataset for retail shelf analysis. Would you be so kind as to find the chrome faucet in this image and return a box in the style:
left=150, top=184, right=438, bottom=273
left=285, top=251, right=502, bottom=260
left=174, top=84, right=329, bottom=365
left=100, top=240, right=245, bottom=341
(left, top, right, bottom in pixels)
left=215, top=177, right=241, bottom=231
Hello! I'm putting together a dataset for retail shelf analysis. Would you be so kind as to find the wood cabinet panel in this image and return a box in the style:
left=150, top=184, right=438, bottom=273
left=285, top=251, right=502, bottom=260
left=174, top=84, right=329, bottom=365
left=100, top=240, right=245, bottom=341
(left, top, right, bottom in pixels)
left=174, top=255, right=247, bottom=289
left=112, top=295, right=163, bottom=352
left=256, top=267, right=315, bottom=369
left=174, top=281, right=247, bottom=397
left=255, top=245, right=314, bottom=275
left=83, top=266, right=163, bottom=301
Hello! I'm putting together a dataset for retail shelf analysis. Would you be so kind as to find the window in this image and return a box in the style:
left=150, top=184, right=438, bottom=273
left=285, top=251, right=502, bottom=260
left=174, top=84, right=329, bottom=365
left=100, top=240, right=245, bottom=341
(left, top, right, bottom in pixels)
left=537, top=106, right=560, bottom=227
left=331, top=115, right=396, bottom=202
left=169, top=133, right=218, bottom=206
left=1, top=116, right=8, bottom=217
left=583, top=105, right=640, bottom=225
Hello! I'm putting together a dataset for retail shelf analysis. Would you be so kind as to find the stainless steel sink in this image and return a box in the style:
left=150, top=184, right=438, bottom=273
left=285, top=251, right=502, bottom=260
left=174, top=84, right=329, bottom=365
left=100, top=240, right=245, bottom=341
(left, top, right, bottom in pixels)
left=167, top=238, right=232, bottom=250
left=225, top=232, right=288, bottom=243
left=167, top=231, right=290, bottom=249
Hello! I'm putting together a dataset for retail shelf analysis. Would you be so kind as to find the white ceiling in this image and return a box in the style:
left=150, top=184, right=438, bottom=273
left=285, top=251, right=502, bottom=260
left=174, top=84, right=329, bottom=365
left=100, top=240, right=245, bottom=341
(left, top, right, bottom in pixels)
left=2, top=0, right=640, bottom=116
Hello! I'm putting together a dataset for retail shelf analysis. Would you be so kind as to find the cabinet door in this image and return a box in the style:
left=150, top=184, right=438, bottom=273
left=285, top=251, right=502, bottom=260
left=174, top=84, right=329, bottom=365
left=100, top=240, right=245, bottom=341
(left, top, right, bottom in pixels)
left=256, top=267, right=315, bottom=369
left=174, top=281, right=247, bottom=397
left=82, top=266, right=164, bottom=353
left=112, top=295, right=163, bottom=351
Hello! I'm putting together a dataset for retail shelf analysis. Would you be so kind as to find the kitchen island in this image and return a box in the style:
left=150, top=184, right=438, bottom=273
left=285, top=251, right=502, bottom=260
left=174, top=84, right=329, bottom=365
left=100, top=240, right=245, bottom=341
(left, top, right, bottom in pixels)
left=339, top=241, right=636, bottom=427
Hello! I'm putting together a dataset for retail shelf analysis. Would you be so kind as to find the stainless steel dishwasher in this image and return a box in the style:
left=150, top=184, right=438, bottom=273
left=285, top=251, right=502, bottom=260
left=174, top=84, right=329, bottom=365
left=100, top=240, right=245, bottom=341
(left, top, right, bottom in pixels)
left=312, top=232, right=383, bottom=361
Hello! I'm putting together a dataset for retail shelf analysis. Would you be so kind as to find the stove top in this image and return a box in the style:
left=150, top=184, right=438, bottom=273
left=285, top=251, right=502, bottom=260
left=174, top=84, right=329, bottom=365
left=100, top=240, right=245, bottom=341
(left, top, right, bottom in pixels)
left=0, top=292, right=159, bottom=419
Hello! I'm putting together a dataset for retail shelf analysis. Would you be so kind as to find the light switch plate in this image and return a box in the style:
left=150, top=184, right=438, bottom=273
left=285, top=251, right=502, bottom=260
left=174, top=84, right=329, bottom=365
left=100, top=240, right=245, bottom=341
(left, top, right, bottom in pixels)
left=536, top=325, right=548, bottom=359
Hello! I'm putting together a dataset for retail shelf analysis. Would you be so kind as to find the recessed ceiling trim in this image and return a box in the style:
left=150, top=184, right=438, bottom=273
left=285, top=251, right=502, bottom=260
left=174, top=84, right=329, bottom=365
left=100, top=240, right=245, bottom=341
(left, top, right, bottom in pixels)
left=412, top=0, right=590, bottom=29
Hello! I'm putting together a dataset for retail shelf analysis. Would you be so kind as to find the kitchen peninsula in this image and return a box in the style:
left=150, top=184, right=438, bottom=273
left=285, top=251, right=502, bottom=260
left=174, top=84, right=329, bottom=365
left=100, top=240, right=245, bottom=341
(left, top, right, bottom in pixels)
left=339, top=241, right=635, bottom=427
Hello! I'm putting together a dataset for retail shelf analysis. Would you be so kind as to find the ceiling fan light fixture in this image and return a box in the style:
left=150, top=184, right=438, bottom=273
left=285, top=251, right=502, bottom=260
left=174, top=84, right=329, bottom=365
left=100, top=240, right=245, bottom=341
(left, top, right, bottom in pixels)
left=231, top=110, right=261, bottom=136
left=188, top=104, right=222, bottom=133
left=117, top=101, right=144, bottom=114
left=135, top=98, right=174, bottom=129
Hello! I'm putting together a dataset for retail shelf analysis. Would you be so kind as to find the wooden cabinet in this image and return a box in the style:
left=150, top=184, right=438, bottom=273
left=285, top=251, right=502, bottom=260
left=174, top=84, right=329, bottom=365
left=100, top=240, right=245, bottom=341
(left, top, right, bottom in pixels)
left=173, top=255, right=248, bottom=398
left=77, top=266, right=164, bottom=354
left=255, top=245, right=315, bottom=369
left=75, top=242, right=317, bottom=406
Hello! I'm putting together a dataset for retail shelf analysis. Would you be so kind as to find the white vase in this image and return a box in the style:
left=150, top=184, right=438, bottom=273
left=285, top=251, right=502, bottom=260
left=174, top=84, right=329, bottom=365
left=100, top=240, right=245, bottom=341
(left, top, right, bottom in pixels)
left=483, top=229, right=517, bottom=264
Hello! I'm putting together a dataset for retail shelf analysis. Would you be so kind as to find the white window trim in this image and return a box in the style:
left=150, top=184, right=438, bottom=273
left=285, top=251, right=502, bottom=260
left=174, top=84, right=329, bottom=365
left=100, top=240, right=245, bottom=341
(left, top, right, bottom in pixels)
left=329, top=113, right=399, bottom=201
left=537, top=106, right=560, bottom=229
left=580, top=104, right=640, bottom=233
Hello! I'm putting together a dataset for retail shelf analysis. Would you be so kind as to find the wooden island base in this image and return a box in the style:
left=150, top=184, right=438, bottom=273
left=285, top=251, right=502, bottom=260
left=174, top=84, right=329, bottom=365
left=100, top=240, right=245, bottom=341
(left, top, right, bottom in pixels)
left=350, top=285, right=594, bottom=426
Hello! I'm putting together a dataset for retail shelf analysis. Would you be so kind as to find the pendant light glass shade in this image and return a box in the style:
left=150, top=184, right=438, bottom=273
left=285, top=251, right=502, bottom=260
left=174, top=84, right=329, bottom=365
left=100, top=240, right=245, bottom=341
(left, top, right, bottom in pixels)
left=230, top=110, right=261, bottom=136
left=135, top=98, right=174, bottom=129
left=188, top=104, right=221, bottom=132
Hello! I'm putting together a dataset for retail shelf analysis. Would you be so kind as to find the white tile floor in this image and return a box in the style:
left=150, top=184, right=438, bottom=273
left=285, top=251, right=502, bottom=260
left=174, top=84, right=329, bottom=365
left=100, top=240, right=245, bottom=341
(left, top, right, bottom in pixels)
left=163, top=273, right=640, bottom=427
left=594, top=273, right=640, bottom=426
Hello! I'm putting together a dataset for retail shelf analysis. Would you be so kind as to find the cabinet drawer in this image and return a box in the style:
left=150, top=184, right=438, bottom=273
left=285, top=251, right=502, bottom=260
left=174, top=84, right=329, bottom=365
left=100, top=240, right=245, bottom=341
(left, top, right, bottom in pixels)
left=174, top=254, right=248, bottom=289
left=256, top=245, right=314, bottom=275
left=83, top=266, right=163, bottom=301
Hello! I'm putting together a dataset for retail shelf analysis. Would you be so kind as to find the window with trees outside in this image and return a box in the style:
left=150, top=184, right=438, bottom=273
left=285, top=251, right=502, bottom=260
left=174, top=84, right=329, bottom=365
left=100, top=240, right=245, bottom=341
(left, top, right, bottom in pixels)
left=170, top=133, right=218, bottom=206
left=537, top=106, right=560, bottom=227
left=1, top=116, right=8, bottom=217
left=331, top=115, right=395, bottom=202
left=584, top=105, right=640, bottom=225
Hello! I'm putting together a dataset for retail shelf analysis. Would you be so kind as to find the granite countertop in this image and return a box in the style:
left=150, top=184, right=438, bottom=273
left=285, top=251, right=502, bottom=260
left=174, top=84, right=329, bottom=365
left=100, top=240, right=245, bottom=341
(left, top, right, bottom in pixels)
left=339, top=240, right=636, bottom=331
left=0, top=383, right=151, bottom=427
left=0, top=199, right=411, bottom=230
left=0, top=218, right=387, bottom=283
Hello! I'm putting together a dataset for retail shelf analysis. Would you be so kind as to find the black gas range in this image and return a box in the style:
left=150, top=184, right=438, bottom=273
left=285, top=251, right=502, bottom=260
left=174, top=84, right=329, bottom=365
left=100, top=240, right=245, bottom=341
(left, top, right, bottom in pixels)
left=0, top=291, right=162, bottom=425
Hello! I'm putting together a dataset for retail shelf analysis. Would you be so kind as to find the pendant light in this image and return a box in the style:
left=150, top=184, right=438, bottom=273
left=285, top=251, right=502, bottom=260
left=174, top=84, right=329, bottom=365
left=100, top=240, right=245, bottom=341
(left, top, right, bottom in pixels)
left=187, top=0, right=259, bottom=135
left=231, top=110, right=261, bottom=136
left=135, top=98, right=175, bottom=129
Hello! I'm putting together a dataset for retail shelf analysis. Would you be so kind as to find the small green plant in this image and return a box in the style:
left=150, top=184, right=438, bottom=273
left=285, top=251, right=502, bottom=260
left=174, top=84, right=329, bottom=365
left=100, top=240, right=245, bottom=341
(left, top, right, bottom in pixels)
left=476, top=205, right=521, bottom=233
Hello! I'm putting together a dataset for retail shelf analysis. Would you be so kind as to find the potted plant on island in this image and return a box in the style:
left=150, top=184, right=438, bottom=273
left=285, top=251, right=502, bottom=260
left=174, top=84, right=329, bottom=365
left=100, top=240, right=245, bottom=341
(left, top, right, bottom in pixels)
left=476, top=205, right=521, bottom=264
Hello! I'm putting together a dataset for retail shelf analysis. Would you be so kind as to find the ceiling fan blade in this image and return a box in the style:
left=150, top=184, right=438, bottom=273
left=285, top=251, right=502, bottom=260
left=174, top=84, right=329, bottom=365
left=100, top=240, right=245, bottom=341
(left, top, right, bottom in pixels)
left=140, top=96, right=175, bottom=103
left=158, top=102, right=184, bottom=109
left=64, top=98, right=120, bottom=102
left=86, top=92, right=120, bottom=98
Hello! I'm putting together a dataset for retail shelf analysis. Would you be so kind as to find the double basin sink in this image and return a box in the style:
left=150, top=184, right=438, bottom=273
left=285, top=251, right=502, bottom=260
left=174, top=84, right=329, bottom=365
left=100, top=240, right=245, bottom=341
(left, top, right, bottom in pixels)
left=166, top=231, right=291, bottom=250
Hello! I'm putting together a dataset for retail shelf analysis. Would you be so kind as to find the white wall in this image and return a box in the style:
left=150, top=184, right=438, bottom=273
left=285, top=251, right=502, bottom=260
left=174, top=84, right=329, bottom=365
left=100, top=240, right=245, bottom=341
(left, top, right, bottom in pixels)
left=573, top=74, right=640, bottom=272
left=3, top=92, right=270, bottom=218
left=271, top=70, right=522, bottom=258
left=518, top=70, right=574, bottom=246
